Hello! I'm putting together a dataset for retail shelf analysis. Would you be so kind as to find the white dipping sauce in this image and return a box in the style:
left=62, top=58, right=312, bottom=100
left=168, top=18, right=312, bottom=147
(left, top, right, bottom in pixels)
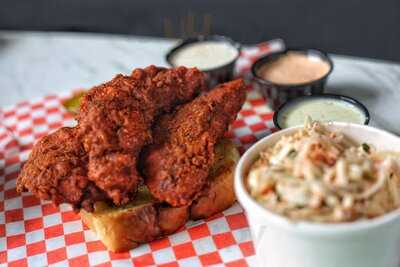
left=278, top=98, right=366, bottom=128
left=170, top=41, right=238, bottom=70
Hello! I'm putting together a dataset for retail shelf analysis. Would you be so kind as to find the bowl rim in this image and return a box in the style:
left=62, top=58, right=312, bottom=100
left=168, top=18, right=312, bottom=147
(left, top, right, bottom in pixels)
left=251, top=48, right=334, bottom=89
left=272, top=93, right=371, bottom=129
left=234, top=122, right=400, bottom=236
left=165, top=35, right=241, bottom=72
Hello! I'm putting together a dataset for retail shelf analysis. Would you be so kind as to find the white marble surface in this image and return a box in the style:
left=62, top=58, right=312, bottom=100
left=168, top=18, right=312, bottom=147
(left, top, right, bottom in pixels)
left=1, top=31, right=400, bottom=133
left=0, top=31, right=177, bottom=104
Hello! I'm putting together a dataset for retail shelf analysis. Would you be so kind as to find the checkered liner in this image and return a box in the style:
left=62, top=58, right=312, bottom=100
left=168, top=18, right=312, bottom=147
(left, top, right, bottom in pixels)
left=0, top=40, right=284, bottom=267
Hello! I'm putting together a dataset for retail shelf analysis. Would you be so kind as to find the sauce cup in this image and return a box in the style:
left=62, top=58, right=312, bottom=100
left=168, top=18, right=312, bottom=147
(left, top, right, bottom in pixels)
left=166, top=35, right=241, bottom=88
left=273, top=94, right=370, bottom=129
left=251, top=48, right=333, bottom=110
left=235, top=122, right=400, bottom=267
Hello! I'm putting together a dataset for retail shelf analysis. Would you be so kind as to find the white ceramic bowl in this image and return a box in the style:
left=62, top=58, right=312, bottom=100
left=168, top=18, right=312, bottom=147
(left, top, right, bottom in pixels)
left=235, top=122, right=400, bottom=267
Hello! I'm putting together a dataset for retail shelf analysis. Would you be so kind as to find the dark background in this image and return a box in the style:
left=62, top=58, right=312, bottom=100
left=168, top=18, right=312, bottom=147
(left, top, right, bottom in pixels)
left=1, top=0, right=399, bottom=61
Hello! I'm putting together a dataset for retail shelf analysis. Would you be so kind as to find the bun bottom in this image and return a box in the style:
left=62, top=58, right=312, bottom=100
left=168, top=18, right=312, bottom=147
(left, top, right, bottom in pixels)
left=80, top=138, right=240, bottom=252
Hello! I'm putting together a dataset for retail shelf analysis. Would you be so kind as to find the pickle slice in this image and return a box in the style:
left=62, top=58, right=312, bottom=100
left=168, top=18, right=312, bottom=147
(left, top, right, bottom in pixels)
left=63, top=91, right=86, bottom=115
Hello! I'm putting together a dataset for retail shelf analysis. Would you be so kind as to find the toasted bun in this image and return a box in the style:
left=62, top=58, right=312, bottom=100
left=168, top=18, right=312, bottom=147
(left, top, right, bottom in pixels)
left=80, top=187, right=189, bottom=252
left=80, top=138, right=239, bottom=252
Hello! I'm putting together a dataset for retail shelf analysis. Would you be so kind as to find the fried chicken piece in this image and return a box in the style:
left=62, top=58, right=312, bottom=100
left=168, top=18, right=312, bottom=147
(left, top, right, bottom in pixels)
left=78, top=66, right=205, bottom=205
left=143, top=79, right=246, bottom=206
left=17, top=66, right=206, bottom=211
left=16, top=127, right=107, bottom=211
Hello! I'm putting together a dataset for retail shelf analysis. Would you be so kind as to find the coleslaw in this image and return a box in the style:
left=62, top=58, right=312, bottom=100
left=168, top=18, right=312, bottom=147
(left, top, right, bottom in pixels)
left=247, top=121, right=400, bottom=223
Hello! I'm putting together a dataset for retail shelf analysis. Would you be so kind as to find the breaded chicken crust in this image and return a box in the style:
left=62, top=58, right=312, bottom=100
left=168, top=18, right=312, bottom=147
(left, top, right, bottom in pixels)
left=16, top=127, right=107, bottom=211
left=143, top=79, right=246, bottom=206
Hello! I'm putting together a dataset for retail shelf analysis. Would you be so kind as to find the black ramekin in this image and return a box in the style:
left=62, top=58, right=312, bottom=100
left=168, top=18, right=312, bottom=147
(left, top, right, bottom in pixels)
left=166, top=35, right=241, bottom=88
left=251, top=48, right=334, bottom=110
left=273, top=94, right=370, bottom=129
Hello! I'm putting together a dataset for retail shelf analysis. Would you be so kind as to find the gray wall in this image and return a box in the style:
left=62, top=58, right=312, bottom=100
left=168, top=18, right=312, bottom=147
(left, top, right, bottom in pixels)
left=1, top=0, right=399, bottom=61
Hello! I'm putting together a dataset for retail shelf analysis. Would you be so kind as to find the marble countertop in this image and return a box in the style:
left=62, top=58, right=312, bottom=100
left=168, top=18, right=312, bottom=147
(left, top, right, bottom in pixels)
left=1, top=31, right=400, bottom=133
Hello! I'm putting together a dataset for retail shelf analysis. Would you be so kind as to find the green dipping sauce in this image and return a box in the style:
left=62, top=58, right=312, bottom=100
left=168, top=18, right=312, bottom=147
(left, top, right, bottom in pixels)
left=277, top=97, right=367, bottom=129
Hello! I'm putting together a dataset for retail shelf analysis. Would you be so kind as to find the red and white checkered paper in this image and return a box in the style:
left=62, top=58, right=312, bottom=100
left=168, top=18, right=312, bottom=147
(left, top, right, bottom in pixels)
left=0, top=40, right=284, bottom=267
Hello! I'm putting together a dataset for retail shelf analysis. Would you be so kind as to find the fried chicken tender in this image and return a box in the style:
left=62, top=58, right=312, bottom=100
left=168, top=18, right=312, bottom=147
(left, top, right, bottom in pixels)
left=143, top=79, right=246, bottom=206
left=16, top=127, right=107, bottom=211
left=77, top=66, right=205, bottom=206
left=17, top=66, right=206, bottom=211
